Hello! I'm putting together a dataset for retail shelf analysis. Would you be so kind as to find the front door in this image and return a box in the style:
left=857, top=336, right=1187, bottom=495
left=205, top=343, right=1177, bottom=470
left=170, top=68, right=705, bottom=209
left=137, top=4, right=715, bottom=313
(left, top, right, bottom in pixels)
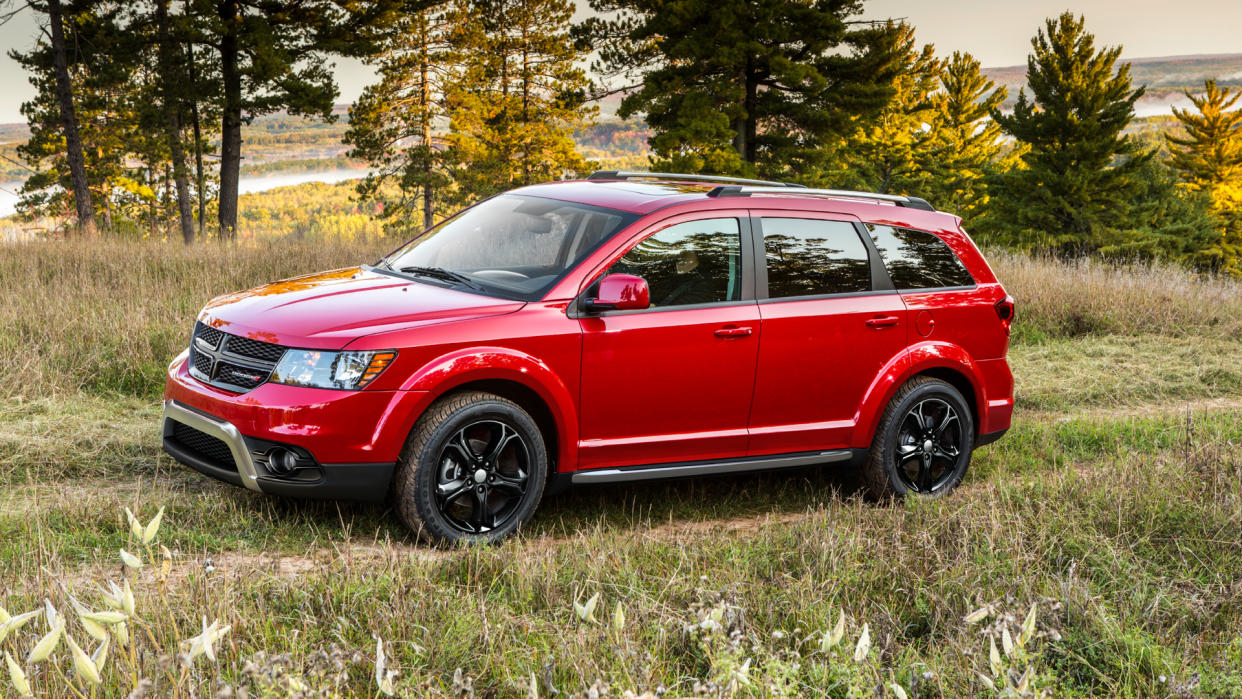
left=577, top=215, right=760, bottom=470
left=747, top=214, right=910, bottom=455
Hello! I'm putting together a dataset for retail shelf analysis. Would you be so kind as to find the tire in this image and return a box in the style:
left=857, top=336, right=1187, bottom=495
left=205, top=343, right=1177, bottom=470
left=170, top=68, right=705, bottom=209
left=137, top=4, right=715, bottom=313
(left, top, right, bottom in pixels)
left=861, top=376, right=974, bottom=500
left=394, top=391, right=548, bottom=545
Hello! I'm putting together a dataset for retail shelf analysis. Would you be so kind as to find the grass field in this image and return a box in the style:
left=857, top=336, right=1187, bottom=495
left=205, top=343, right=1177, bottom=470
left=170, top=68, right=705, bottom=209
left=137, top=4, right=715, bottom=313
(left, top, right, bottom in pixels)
left=0, top=238, right=1239, bottom=697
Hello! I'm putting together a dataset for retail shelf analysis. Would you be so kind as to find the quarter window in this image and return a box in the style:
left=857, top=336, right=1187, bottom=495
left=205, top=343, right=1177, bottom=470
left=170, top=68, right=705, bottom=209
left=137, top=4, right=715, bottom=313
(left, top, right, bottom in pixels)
left=867, top=225, right=975, bottom=290
left=608, top=218, right=742, bottom=307
left=762, top=218, right=871, bottom=298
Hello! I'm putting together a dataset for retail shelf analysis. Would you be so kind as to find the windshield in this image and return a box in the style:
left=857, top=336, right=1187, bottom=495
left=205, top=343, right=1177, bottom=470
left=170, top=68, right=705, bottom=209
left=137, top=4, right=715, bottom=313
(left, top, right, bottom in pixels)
left=379, top=194, right=637, bottom=300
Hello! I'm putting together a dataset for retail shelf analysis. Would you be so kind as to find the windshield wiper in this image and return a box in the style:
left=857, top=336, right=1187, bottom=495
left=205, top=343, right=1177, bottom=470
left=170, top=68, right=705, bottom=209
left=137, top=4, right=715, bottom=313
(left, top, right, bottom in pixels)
left=398, top=265, right=484, bottom=291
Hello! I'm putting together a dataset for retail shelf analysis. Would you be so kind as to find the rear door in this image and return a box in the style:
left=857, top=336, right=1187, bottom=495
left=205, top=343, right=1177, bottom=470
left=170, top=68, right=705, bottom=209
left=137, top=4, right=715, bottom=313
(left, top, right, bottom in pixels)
left=747, top=212, right=910, bottom=455
left=576, top=213, right=761, bottom=469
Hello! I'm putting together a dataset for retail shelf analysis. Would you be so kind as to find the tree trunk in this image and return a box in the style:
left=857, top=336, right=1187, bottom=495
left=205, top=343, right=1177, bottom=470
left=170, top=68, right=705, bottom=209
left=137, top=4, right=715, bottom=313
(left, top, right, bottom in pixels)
left=187, top=42, right=206, bottom=239
left=46, top=0, right=96, bottom=235
left=157, top=0, right=195, bottom=244
left=217, top=0, right=243, bottom=241
left=420, top=39, right=434, bottom=231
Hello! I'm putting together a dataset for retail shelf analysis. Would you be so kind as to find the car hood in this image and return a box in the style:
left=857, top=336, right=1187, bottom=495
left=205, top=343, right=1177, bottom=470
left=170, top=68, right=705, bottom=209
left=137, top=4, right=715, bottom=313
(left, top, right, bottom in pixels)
left=198, top=266, right=525, bottom=350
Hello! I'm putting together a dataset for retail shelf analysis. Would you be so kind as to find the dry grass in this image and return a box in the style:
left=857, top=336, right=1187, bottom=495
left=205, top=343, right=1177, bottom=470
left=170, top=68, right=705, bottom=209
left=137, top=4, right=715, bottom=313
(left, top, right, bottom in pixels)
left=0, top=237, right=390, bottom=399
left=990, top=250, right=1242, bottom=341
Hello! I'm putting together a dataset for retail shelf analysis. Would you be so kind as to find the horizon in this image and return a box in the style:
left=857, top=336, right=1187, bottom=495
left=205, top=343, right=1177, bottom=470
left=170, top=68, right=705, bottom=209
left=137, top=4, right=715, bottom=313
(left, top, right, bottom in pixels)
left=2, top=1, right=1242, bottom=123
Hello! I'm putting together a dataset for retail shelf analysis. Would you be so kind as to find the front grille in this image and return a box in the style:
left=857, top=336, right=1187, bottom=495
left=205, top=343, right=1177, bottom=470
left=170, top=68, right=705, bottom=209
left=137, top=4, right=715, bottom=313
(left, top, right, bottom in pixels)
left=171, top=421, right=237, bottom=471
left=195, top=322, right=224, bottom=349
left=216, top=361, right=269, bottom=390
left=225, top=336, right=285, bottom=363
left=189, top=322, right=284, bottom=393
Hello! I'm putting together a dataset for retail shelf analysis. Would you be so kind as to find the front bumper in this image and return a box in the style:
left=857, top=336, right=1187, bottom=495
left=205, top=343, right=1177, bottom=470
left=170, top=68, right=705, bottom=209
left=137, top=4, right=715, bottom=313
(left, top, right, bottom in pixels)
left=162, top=353, right=431, bottom=501
left=162, top=400, right=396, bottom=500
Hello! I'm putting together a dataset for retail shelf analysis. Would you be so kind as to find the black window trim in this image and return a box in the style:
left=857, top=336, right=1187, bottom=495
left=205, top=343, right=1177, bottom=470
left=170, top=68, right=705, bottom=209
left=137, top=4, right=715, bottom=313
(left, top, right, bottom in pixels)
left=748, top=214, right=894, bottom=303
left=864, top=223, right=978, bottom=292
left=569, top=214, right=758, bottom=318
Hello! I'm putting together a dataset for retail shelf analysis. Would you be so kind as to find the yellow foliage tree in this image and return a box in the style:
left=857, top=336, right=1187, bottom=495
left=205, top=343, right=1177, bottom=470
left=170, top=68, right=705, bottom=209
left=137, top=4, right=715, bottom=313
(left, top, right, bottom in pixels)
left=1166, top=79, right=1242, bottom=276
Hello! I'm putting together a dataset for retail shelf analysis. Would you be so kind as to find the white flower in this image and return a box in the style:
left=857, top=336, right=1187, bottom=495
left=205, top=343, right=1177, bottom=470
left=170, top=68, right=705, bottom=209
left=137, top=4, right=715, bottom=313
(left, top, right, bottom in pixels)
left=182, top=617, right=230, bottom=664
left=5, top=651, right=31, bottom=697
left=119, top=549, right=143, bottom=570
left=852, top=623, right=871, bottom=663
left=375, top=636, right=397, bottom=696
left=66, top=636, right=102, bottom=685
left=574, top=593, right=600, bottom=624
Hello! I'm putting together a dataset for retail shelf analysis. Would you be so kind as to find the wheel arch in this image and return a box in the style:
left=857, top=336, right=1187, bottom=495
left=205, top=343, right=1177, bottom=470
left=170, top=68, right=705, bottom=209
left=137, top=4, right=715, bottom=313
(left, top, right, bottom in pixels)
left=400, top=346, right=579, bottom=473
left=854, top=343, right=987, bottom=447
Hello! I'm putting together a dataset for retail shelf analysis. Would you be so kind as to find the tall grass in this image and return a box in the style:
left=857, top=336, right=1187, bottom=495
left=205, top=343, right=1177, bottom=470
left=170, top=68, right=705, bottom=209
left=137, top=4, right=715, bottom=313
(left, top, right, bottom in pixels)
left=989, top=250, right=1242, bottom=341
left=2, top=237, right=1240, bottom=401
left=0, top=237, right=389, bottom=399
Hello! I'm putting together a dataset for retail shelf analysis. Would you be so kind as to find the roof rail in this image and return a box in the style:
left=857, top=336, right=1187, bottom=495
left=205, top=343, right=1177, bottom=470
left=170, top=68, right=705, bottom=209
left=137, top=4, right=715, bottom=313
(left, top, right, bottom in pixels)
left=707, top=185, right=935, bottom=211
left=587, top=170, right=805, bottom=188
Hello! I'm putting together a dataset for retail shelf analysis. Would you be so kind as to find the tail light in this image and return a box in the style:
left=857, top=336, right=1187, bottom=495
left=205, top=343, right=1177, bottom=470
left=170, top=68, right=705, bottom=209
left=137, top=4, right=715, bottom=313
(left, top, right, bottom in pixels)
left=994, top=295, right=1015, bottom=334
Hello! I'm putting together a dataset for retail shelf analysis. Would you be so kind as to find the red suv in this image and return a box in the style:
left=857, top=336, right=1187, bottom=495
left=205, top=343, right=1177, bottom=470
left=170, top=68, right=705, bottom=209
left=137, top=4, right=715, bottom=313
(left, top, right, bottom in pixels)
left=163, top=172, right=1014, bottom=544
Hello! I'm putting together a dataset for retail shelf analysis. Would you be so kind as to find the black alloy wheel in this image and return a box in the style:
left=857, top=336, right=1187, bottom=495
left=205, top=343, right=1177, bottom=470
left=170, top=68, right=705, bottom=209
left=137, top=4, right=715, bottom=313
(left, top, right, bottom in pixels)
left=893, top=398, right=963, bottom=493
left=395, top=391, right=548, bottom=545
left=434, top=420, right=531, bottom=534
left=861, top=376, right=974, bottom=500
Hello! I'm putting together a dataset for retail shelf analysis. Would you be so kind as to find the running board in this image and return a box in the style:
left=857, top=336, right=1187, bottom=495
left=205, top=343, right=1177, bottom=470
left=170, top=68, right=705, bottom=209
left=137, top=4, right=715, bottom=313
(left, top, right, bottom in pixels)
left=571, top=450, right=853, bottom=485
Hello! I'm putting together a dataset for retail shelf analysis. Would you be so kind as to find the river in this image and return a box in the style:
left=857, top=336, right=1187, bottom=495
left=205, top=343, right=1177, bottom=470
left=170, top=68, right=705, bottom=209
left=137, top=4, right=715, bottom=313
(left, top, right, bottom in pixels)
left=0, top=168, right=366, bottom=219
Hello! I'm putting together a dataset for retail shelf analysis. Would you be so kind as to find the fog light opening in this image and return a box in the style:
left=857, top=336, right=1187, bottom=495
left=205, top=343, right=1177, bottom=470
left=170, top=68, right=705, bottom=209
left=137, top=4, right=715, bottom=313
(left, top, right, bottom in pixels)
left=267, top=447, right=300, bottom=475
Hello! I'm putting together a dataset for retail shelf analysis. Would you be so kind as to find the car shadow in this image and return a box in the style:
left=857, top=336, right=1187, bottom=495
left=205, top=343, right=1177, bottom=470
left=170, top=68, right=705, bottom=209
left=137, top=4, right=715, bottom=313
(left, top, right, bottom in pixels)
left=171, top=460, right=869, bottom=548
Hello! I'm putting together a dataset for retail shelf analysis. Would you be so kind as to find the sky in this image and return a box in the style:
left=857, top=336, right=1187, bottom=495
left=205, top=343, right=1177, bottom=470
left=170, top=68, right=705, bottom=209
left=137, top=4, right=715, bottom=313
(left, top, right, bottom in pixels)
left=1, top=1, right=1241, bottom=124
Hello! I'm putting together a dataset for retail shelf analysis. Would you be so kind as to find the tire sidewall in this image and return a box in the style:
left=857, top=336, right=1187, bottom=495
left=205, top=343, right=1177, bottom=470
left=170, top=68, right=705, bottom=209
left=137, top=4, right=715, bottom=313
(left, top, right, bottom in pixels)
left=405, top=397, right=548, bottom=544
left=875, top=380, right=974, bottom=498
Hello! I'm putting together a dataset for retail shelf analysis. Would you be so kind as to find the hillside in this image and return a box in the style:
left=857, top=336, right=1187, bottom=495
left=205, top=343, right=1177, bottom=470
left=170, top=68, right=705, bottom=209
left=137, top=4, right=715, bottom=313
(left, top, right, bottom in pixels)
left=985, top=52, right=1242, bottom=114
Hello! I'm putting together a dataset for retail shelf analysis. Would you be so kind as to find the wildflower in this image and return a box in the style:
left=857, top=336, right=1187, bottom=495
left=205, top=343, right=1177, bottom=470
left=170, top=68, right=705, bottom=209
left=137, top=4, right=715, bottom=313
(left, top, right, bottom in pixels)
left=28, top=621, right=65, bottom=663
left=889, top=683, right=909, bottom=699
left=183, top=617, right=231, bottom=664
left=612, top=602, right=625, bottom=633
left=142, top=507, right=165, bottom=545
left=5, top=651, right=31, bottom=697
left=374, top=636, right=396, bottom=696
left=1001, top=625, right=1014, bottom=656
left=0, top=610, right=39, bottom=644
left=852, top=624, right=870, bottom=663
left=120, top=549, right=143, bottom=570
left=124, top=507, right=144, bottom=539
left=574, top=593, right=600, bottom=624
left=988, top=636, right=1002, bottom=676
left=66, top=636, right=102, bottom=685
left=963, top=606, right=990, bottom=624
left=820, top=610, right=845, bottom=652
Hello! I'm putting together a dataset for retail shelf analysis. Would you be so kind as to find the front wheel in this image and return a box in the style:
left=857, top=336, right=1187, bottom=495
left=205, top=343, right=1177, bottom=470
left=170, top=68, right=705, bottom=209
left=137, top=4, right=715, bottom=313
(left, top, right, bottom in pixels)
left=394, top=391, right=548, bottom=545
left=861, top=377, right=974, bottom=499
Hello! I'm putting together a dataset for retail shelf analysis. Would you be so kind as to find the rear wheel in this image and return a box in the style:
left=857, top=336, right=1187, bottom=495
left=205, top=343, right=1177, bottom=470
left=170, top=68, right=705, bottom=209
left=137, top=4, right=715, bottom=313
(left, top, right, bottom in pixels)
left=394, top=391, right=547, bottom=545
left=861, top=376, right=974, bottom=499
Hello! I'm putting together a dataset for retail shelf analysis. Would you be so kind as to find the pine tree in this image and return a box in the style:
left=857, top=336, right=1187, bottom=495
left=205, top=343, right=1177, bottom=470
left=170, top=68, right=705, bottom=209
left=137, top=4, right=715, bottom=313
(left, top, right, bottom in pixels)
left=444, top=0, right=592, bottom=201
left=579, top=0, right=904, bottom=179
left=827, top=23, right=939, bottom=195
left=923, top=51, right=1012, bottom=221
left=1166, top=80, right=1242, bottom=275
left=984, top=12, right=1147, bottom=254
left=346, top=5, right=456, bottom=235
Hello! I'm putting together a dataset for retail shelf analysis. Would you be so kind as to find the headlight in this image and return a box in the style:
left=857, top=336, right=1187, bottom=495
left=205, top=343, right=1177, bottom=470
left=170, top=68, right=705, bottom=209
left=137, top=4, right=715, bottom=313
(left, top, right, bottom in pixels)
left=270, top=350, right=396, bottom=390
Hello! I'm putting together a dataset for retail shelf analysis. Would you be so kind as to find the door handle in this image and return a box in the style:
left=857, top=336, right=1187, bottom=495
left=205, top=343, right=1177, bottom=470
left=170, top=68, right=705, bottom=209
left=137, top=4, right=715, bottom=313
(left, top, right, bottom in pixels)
left=865, top=316, right=900, bottom=328
left=714, top=325, right=753, bottom=338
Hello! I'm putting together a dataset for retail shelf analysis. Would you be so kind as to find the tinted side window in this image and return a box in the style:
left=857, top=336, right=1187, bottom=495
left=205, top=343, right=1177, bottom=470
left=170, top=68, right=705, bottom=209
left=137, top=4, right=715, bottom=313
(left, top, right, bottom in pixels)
left=867, top=225, right=975, bottom=290
left=762, top=218, right=871, bottom=298
left=609, top=218, right=742, bottom=307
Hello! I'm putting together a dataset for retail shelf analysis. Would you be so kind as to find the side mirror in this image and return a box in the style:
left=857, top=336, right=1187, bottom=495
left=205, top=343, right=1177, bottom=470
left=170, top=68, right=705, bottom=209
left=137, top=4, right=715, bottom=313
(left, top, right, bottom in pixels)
left=586, top=273, right=650, bottom=313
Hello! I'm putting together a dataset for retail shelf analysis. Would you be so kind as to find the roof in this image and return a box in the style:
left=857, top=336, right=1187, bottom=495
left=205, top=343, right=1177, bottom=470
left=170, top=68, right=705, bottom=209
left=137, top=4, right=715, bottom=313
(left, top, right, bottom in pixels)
left=510, top=177, right=961, bottom=231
